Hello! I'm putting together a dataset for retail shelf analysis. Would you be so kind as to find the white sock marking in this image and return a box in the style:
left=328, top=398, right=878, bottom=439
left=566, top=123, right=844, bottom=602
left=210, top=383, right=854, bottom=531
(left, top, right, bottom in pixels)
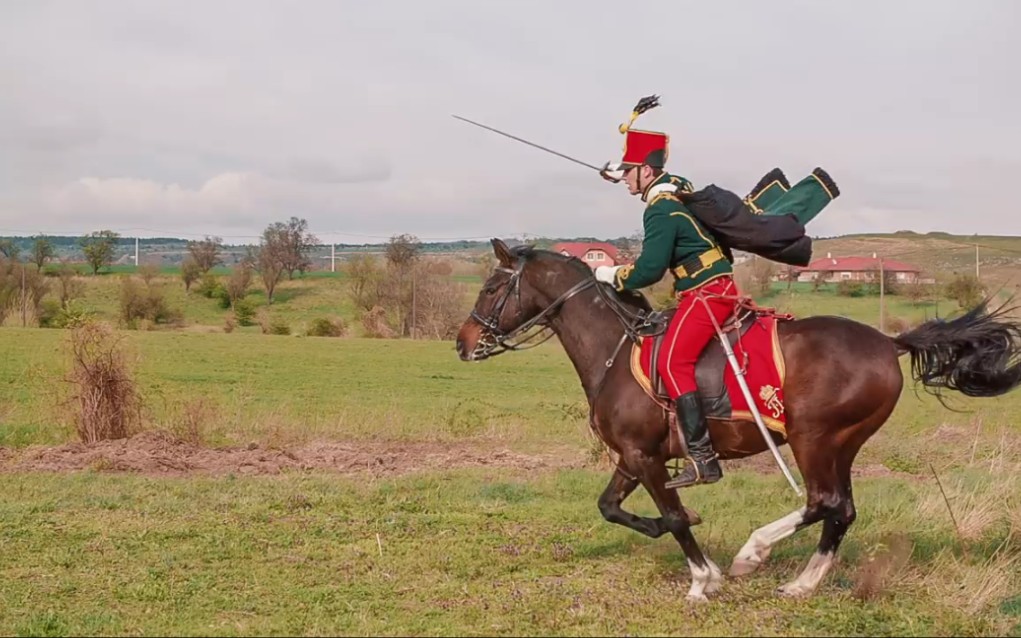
left=732, top=506, right=807, bottom=573
left=686, top=555, right=723, bottom=601
left=779, top=551, right=836, bottom=597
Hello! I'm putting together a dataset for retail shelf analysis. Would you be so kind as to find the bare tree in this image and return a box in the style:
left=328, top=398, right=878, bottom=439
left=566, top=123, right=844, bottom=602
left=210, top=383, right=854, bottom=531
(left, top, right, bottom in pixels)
left=751, top=257, right=776, bottom=296
left=181, top=257, right=201, bottom=292
left=56, top=261, right=86, bottom=310
left=346, top=254, right=386, bottom=311
left=385, top=234, right=421, bottom=336
left=0, top=259, right=50, bottom=325
left=224, top=259, right=254, bottom=309
left=277, top=217, right=320, bottom=279
left=251, top=226, right=287, bottom=303
left=187, top=236, right=223, bottom=274
left=616, top=228, right=644, bottom=264
left=410, top=262, right=470, bottom=339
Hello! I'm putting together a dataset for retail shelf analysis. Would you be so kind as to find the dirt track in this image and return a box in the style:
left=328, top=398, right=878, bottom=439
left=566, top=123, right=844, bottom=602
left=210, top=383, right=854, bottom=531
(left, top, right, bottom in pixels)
left=0, top=431, right=589, bottom=478
left=0, top=431, right=914, bottom=480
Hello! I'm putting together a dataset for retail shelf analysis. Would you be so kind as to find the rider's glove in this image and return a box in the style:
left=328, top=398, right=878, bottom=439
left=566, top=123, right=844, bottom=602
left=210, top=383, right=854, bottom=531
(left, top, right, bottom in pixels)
left=594, top=265, right=620, bottom=286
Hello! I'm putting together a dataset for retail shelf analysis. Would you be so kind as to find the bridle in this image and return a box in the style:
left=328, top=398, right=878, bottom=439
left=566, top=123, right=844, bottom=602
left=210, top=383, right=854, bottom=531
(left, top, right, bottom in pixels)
left=467, top=257, right=665, bottom=362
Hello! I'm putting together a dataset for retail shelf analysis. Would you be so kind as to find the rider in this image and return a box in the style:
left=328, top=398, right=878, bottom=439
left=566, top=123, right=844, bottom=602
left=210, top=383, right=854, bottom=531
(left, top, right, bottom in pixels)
left=593, top=98, right=736, bottom=489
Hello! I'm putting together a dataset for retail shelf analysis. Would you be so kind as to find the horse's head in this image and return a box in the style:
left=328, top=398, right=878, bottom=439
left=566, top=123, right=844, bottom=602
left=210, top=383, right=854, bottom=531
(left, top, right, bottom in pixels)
left=456, top=238, right=593, bottom=361
left=456, top=239, right=656, bottom=361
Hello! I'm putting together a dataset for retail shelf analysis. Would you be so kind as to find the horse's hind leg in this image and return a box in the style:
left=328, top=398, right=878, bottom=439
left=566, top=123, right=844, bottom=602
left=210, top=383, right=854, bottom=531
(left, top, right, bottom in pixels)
left=777, top=463, right=856, bottom=597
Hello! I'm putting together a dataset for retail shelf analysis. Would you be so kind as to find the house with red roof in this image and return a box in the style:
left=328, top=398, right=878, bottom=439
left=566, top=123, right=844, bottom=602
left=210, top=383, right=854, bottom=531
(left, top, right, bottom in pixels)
left=794, top=252, right=922, bottom=284
left=552, top=242, right=621, bottom=269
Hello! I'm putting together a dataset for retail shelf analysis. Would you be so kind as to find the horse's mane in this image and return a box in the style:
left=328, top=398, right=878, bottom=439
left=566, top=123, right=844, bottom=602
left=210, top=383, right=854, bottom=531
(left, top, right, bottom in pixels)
left=511, top=244, right=654, bottom=314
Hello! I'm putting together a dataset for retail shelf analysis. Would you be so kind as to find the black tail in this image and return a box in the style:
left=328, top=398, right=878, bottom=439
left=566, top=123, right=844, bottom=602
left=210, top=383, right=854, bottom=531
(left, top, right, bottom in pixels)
left=893, top=299, right=1021, bottom=402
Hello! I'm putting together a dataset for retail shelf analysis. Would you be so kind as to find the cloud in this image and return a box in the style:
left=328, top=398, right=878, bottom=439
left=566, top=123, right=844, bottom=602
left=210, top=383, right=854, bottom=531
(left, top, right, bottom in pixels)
left=276, top=157, right=392, bottom=184
left=0, top=0, right=1019, bottom=241
left=45, top=173, right=269, bottom=222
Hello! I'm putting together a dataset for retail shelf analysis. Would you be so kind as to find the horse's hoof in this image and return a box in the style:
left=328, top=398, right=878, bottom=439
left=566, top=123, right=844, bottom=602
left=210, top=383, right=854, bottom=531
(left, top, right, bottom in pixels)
left=683, top=506, right=702, bottom=526
left=704, top=575, right=724, bottom=595
left=729, top=557, right=762, bottom=577
left=776, top=581, right=813, bottom=598
left=685, top=593, right=709, bottom=604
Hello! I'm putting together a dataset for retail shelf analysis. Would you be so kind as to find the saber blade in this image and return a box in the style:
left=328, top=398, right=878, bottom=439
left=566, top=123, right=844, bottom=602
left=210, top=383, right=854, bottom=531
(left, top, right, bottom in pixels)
left=451, top=114, right=603, bottom=172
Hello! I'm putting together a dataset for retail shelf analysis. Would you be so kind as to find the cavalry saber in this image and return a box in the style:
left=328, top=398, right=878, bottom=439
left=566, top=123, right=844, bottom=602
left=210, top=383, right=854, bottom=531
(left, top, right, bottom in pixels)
left=451, top=115, right=605, bottom=172
left=714, top=324, right=804, bottom=496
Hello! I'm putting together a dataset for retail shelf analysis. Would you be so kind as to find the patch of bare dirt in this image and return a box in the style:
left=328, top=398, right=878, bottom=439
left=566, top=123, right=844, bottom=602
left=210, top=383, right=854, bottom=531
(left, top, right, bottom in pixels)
left=0, top=432, right=922, bottom=481
left=0, top=431, right=588, bottom=478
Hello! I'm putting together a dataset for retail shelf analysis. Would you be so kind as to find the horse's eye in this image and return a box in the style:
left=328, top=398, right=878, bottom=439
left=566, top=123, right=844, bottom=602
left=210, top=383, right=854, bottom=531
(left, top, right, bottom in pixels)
left=483, top=285, right=497, bottom=295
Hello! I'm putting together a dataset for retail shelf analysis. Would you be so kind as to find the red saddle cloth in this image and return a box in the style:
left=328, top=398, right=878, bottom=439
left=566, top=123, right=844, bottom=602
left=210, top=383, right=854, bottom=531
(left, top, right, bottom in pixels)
left=630, top=312, right=789, bottom=437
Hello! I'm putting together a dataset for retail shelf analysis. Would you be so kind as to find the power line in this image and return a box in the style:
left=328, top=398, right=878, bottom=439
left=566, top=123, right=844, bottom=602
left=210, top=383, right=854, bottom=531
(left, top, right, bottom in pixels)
left=0, top=226, right=531, bottom=243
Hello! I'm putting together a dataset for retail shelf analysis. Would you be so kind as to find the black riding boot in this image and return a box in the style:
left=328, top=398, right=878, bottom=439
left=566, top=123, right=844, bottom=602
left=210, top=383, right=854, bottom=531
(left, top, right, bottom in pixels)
left=666, top=392, right=723, bottom=489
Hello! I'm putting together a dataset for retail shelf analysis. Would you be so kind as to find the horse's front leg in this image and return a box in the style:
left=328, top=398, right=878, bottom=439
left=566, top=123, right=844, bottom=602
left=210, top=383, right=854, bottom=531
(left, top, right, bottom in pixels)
left=598, top=466, right=704, bottom=538
left=598, top=468, right=669, bottom=538
left=625, top=449, right=722, bottom=602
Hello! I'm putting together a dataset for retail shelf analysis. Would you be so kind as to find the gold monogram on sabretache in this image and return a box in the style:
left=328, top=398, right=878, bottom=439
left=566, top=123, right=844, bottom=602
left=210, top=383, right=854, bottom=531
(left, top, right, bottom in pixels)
left=759, top=385, right=785, bottom=418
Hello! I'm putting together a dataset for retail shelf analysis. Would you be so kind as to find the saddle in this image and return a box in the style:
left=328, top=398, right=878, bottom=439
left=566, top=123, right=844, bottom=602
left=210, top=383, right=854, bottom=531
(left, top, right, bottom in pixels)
left=638, top=305, right=756, bottom=417
left=629, top=299, right=793, bottom=447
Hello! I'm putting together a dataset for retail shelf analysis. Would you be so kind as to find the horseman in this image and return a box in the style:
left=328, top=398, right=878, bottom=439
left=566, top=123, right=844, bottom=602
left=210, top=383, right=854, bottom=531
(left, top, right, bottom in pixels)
left=593, top=96, right=839, bottom=489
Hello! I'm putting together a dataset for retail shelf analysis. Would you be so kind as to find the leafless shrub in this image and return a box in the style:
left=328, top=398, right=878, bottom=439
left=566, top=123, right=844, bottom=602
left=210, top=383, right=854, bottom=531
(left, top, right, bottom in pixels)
left=361, top=305, right=396, bottom=338
left=119, top=276, right=183, bottom=329
left=63, top=321, right=142, bottom=443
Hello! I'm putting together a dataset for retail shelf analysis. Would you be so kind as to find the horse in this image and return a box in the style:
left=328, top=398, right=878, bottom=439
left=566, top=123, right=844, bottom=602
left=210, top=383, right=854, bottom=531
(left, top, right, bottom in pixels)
left=455, top=238, right=1021, bottom=601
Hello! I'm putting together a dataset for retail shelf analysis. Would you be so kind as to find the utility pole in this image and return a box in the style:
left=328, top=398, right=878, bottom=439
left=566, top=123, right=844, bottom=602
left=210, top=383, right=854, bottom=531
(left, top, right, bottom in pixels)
left=135, top=237, right=139, bottom=267
left=975, top=243, right=980, bottom=279
left=331, top=244, right=336, bottom=273
left=21, top=264, right=26, bottom=327
left=411, top=272, right=417, bottom=340
left=878, top=256, right=885, bottom=333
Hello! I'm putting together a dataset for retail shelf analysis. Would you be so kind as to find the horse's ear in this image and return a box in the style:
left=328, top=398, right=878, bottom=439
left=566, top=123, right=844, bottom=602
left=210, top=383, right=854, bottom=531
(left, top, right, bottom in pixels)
left=491, top=238, right=514, bottom=267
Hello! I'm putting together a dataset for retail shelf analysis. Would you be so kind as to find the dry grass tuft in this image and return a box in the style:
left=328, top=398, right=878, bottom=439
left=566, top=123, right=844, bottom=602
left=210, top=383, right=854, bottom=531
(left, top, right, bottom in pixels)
left=63, top=321, right=142, bottom=443
left=919, top=546, right=1020, bottom=616
left=165, top=397, right=218, bottom=447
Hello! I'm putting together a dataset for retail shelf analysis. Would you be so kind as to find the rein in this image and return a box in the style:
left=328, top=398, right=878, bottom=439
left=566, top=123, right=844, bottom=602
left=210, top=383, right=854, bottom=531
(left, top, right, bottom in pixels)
left=469, top=261, right=599, bottom=359
left=470, top=258, right=667, bottom=362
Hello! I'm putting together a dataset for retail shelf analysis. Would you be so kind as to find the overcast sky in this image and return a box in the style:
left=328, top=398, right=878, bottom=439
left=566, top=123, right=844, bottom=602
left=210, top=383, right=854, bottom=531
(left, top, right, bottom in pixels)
left=2, top=0, right=1019, bottom=244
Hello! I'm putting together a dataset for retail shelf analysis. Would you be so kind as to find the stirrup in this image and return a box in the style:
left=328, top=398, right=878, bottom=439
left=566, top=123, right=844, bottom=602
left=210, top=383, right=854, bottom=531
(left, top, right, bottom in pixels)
left=665, top=454, right=722, bottom=490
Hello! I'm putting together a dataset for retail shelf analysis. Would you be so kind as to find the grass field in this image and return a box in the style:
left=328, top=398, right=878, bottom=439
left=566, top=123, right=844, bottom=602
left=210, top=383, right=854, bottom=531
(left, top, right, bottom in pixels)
left=3, top=238, right=1021, bottom=635
left=1, top=466, right=1018, bottom=636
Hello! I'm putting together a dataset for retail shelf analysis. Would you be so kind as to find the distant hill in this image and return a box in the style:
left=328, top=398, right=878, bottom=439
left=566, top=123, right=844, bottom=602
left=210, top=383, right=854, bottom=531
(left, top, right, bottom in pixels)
left=2, top=231, right=1019, bottom=290
left=809, top=231, right=1021, bottom=289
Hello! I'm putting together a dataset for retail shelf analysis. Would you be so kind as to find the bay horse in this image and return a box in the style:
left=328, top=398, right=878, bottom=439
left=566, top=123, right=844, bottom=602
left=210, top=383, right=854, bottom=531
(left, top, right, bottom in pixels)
left=455, top=238, right=1021, bottom=601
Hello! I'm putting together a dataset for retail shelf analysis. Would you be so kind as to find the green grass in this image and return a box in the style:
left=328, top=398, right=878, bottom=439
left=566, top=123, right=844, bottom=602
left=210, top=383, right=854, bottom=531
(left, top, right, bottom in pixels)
left=0, top=467, right=1017, bottom=636
left=4, top=279, right=1021, bottom=634
left=0, top=328, right=589, bottom=449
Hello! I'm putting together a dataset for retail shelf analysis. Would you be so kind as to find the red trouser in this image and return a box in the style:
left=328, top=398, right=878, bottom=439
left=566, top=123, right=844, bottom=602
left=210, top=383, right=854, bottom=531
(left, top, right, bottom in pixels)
left=657, top=275, right=738, bottom=399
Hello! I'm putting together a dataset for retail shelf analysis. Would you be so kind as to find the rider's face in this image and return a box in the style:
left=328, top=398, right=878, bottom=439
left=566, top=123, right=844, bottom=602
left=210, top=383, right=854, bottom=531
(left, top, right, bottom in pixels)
left=624, top=165, right=651, bottom=195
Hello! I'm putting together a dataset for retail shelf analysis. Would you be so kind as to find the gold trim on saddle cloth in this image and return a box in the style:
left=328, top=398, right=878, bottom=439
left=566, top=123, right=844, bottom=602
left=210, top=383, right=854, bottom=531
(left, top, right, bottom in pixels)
left=628, top=318, right=788, bottom=438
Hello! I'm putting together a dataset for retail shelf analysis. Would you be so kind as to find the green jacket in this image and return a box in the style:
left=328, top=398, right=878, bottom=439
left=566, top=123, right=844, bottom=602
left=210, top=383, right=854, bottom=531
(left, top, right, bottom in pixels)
left=613, top=172, right=732, bottom=294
